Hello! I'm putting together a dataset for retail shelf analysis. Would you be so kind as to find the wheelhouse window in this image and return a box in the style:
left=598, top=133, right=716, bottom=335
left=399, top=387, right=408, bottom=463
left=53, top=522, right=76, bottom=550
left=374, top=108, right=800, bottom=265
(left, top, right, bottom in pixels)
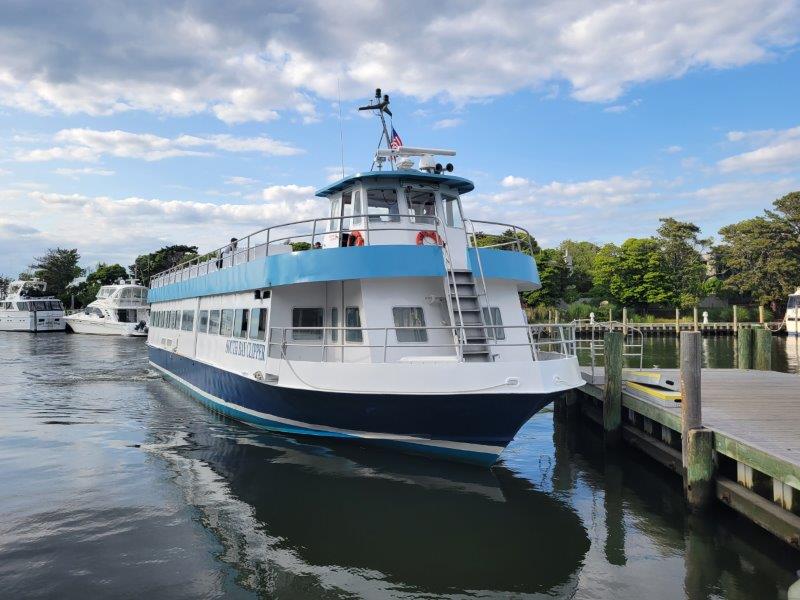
left=328, top=195, right=342, bottom=232
left=181, top=310, right=194, bottom=331
left=482, top=307, right=505, bottom=340
left=442, top=194, right=463, bottom=228
left=233, top=309, right=249, bottom=339
left=209, top=310, right=221, bottom=334
left=407, top=190, right=436, bottom=225
left=292, top=308, right=324, bottom=340
left=393, top=307, right=428, bottom=342
left=198, top=310, right=209, bottom=333
left=97, top=286, right=114, bottom=299
left=345, top=307, right=362, bottom=343
left=249, top=308, right=268, bottom=341
left=366, top=188, right=399, bottom=222
left=220, top=309, right=234, bottom=337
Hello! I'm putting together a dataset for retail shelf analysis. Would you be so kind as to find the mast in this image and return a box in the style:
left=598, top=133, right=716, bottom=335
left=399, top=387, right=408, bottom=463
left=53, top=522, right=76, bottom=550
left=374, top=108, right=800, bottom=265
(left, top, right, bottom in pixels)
left=358, top=88, right=394, bottom=170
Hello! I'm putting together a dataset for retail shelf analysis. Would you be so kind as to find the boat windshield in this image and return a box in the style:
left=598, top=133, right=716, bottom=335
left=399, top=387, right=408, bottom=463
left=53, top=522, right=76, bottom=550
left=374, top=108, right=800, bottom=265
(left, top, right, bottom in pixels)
left=97, top=286, right=115, bottom=299
left=789, top=295, right=799, bottom=309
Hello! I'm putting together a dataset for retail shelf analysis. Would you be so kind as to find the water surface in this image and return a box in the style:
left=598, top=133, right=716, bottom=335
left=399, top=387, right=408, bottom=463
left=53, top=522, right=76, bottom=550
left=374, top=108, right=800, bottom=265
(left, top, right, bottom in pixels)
left=0, top=334, right=797, bottom=598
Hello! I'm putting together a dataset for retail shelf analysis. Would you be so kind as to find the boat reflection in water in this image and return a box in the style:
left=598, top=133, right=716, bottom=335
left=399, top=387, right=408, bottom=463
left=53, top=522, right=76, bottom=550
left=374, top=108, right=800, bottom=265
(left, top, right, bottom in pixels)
left=145, top=413, right=590, bottom=597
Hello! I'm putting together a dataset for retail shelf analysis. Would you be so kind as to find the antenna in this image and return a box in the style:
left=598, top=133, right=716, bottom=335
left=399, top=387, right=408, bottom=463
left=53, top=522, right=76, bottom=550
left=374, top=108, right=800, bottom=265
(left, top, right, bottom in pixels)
left=358, top=88, right=394, bottom=170
left=337, top=78, right=345, bottom=179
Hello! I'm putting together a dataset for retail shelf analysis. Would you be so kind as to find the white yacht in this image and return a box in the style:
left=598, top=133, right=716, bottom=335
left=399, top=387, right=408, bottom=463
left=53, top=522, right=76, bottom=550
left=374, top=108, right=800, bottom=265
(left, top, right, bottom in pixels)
left=65, top=280, right=149, bottom=336
left=787, top=288, right=799, bottom=336
left=146, top=91, right=584, bottom=466
left=0, top=279, right=66, bottom=332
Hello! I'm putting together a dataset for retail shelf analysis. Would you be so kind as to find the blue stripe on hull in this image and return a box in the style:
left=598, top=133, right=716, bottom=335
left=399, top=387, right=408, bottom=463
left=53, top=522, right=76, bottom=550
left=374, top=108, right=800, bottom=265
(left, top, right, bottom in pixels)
left=148, top=347, right=558, bottom=466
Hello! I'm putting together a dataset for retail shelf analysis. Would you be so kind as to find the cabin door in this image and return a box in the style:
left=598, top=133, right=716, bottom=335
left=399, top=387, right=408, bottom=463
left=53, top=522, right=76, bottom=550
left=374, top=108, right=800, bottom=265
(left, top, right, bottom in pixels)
left=440, top=192, right=468, bottom=271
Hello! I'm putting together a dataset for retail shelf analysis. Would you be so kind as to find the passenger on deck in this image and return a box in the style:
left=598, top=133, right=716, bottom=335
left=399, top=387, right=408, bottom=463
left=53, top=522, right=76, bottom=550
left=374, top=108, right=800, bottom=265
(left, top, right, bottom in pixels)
left=216, top=237, right=238, bottom=269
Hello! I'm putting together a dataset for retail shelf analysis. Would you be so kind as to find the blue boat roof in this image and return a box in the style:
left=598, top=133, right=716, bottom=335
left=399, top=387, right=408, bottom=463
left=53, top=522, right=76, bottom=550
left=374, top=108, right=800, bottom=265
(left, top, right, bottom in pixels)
left=316, top=170, right=475, bottom=197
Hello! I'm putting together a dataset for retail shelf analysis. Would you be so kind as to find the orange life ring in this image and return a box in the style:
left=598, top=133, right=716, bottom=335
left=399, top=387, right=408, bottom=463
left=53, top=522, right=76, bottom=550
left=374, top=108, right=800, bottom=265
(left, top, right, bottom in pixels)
left=416, top=230, right=443, bottom=246
left=348, top=230, right=365, bottom=247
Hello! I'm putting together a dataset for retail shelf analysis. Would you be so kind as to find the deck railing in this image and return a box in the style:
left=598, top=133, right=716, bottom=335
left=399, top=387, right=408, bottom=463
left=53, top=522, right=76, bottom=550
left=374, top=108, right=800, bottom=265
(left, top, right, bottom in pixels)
left=150, top=214, right=535, bottom=289
left=266, top=323, right=577, bottom=364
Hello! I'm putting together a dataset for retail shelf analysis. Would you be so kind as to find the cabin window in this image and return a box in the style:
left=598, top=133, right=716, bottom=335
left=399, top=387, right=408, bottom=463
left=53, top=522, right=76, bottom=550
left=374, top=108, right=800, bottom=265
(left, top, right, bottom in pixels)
left=442, top=194, right=463, bottom=228
left=366, top=188, right=399, bottom=222
left=209, top=310, right=221, bottom=334
left=407, top=190, right=436, bottom=225
left=292, top=307, right=323, bottom=340
left=345, top=307, right=363, bottom=343
left=118, top=309, right=137, bottom=323
left=328, top=195, right=342, bottom=232
left=167, top=311, right=175, bottom=329
left=789, top=296, right=799, bottom=309
left=97, top=287, right=114, bottom=299
left=153, top=311, right=160, bottom=327
left=220, top=309, right=234, bottom=337
left=330, top=307, right=339, bottom=342
left=181, top=310, right=194, bottom=331
left=249, top=308, right=268, bottom=341
left=16, top=302, right=28, bottom=310
left=342, top=189, right=353, bottom=230
left=393, top=307, right=428, bottom=342
left=198, top=310, right=209, bottom=333
left=482, top=307, right=505, bottom=340
left=233, top=309, right=249, bottom=339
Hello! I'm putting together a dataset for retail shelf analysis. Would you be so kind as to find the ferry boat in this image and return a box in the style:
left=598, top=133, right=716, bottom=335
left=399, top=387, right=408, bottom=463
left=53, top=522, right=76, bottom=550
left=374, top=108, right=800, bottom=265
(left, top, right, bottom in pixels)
left=65, top=280, right=149, bottom=336
left=0, top=279, right=66, bottom=332
left=788, top=288, right=799, bottom=336
left=146, top=93, right=584, bottom=466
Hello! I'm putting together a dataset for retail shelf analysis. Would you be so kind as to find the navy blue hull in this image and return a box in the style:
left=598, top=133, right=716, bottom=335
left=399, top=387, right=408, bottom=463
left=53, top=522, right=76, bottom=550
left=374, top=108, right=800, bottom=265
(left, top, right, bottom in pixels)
left=148, top=346, right=558, bottom=465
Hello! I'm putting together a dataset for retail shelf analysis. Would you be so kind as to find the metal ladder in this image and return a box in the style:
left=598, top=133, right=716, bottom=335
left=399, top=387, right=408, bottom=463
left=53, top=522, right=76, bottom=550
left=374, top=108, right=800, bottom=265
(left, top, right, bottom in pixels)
left=449, top=270, right=491, bottom=362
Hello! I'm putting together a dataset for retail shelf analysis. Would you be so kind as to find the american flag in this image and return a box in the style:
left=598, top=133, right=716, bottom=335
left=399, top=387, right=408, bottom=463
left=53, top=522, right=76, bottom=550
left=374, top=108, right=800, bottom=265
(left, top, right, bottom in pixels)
left=390, top=127, right=403, bottom=149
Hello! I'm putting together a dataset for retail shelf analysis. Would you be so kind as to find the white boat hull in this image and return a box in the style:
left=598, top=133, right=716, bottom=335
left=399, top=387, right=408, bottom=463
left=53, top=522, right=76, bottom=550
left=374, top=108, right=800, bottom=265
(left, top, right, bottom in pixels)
left=65, top=315, right=147, bottom=336
left=0, top=310, right=66, bottom=332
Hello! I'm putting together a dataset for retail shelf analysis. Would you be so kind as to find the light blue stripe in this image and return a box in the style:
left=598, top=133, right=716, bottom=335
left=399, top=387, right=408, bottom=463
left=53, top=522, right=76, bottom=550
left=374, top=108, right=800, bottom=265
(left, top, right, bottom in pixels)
left=149, top=244, right=541, bottom=303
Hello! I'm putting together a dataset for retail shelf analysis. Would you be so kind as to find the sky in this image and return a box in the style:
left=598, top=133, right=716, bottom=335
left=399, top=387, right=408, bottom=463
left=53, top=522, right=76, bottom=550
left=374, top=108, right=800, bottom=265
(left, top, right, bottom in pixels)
left=1, top=0, right=799, bottom=277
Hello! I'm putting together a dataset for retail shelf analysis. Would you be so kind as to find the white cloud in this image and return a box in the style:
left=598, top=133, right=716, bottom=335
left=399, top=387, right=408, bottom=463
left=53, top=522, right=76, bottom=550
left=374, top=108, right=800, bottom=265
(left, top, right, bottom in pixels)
left=603, top=98, right=641, bottom=113
left=501, top=175, right=529, bottom=188
left=224, top=176, right=258, bottom=186
left=718, top=125, right=800, bottom=173
left=53, top=167, right=115, bottom=178
left=433, top=118, right=463, bottom=129
left=15, top=128, right=301, bottom=162
left=664, top=145, right=683, bottom=154
left=0, top=168, right=10, bottom=176
left=0, top=1, right=795, bottom=123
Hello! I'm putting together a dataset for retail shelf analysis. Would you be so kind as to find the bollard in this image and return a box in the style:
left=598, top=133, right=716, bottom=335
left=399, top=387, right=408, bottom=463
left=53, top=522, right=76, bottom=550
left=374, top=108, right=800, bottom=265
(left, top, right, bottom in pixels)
left=603, top=331, right=623, bottom=447
left=737, top=327, right=753, bottom=369
left=680, top=331, right=714, bottom=510
left=754, top=328, right=772, bottom=371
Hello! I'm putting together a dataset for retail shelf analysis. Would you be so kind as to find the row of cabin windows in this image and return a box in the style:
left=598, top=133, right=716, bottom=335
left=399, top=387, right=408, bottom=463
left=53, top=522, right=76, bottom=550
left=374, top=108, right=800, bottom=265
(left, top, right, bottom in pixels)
left=0, top=300, right=63, bottom=311
left=151, top=308, right=268, bottom=341
left=329, top=189, right=463, bottom=230
left=151, top=305, right=505, bottom=343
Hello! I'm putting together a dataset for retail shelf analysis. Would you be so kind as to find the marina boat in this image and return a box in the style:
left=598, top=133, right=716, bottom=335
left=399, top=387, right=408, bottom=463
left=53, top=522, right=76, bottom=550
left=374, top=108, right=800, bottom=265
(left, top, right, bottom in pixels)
left=0, top=279, right=66, bottom=332
left=146, top=92, right=584, bottom=466
left=65, top=280, right=149, bottom=336
left=788, top=288, right=799, bottom=336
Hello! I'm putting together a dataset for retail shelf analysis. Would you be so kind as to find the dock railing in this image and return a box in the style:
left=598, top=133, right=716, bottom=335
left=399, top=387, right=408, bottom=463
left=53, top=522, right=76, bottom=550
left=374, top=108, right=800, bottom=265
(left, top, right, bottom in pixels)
left=572, top=319, right=644, bottom=377
left=267, top=323, right=577, bottom=364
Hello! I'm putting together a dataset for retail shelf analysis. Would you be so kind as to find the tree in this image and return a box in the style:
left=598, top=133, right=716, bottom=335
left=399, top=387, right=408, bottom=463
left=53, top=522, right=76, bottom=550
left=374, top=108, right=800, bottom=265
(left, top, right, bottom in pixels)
left=559, top=240, right=600, bottom=298
left=474, top=229, right=539, bottom=255
left=0, top=275, right=10, bottom=298
left=30, top=248, right=83, bottom=302
left=130, top=245, right=198, bottom=286
left=523, top=248, right=570, bottom=306
left=592, top=238, right=673, bottom=309
left=716, top=192, right=800, bottom=307
left=655, top=218, right=709, bottom=307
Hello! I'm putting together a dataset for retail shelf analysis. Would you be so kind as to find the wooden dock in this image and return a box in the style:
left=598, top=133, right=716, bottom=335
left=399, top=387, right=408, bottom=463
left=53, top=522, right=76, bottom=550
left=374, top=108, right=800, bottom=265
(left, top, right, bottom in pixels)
left=574, top=321, right=784, bottom=336
left=565, top=364, right=800, bottom=548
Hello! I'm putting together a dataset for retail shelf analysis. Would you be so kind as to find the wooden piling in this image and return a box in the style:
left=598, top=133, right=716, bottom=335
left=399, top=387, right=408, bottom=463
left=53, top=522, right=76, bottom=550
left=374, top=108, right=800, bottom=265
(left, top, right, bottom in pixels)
left=622, top=307, right=628, bottom=336
left=675, top=308, right=680, bottom=334
left=693, top=307, right=699, bottom=332
left=759, top=305, right=765, bottom=324
left=754, top=328, right=772, bottom=371
left=680, top=331, right=714, bottom=509
left=737, top=327, right=753, bottom=369
left=732, top=305, right=738, bottom=333
left=603, top=331, right=623, bottom=447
